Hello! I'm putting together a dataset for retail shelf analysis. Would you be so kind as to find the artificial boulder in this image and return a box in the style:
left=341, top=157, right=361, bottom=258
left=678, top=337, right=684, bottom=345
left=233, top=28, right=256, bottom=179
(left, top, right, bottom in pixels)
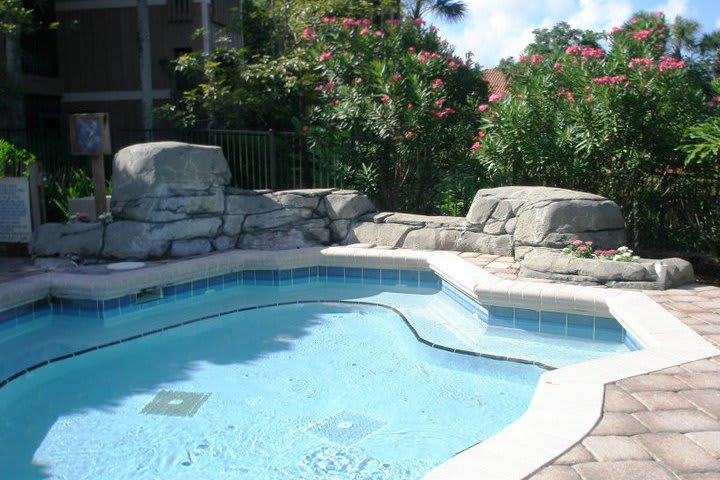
left=467, top=187, right=626, bottom=253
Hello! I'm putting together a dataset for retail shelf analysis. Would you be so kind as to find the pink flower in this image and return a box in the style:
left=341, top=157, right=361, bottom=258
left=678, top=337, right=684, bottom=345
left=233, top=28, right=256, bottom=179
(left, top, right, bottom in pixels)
left=433, top=99, right=445, bottom=108
left=519, top=54, right=527, bottom=62
left=302, top=28, right=314, bottom=38
left=325, top=81, right=337, bottom=90
left=478, top=130, right=485, bottom=138
left=488, top=93, right=502, bottom=102
left=407, top=102, right=413, bottom=109
left=592, top=75, right=628, bottom=86
left=630, top=29, right=650, bottom=41
left=319, top=52, right=332, bottom=61
left=578, top=245, right=587, bottom=252
left=471, top=141, right=481, bottom=152
left=478, top=104, right=489, bottom=112
left=565, top=91, right=574, bottom=101
left=380, top=94, right=390, bottom=103
left=322, top=16, right=336, bottom=24
left=448, top=60, right=459, bottom=70
left=529, top=53, right=543, bottom=65
left=553, top=61, right=562, bottom=71
left=585, top=96, right=593, bottom=103
left=658, top=55, right=686, bottom=71
left=432, top=107, right=455, bottom=119
left=631, top=18, right=638, bottom=24
left=429, top=25, right=438, bottom=32
left=353, top=77, right=363, bottom=84
left=374, top=30, right=382, bottom=37
left=581, top=47, right=605, bottom=59
left=391, top=73, right=401, bottom=84
left=408, top=46, right=416, bottom=53
left=516, top=93, right=524, bottom=99
left=432, top=78, right=444, bottom=89
left=565, top=45, right=581, bottom=55
left=404, top=131, right=416, bottom=139
left=610, top=26, right=622, bottom=35
left=359, top=27, right=370, bottom=36
left=628, top=57, right=654, bottom=69
left=414, top=18, right=425, bottom=26
left=656, top=11, right=664, bottom=17
left=572, top=240, right=583, bottom=246
left=302, top=125, right=309, bottom=135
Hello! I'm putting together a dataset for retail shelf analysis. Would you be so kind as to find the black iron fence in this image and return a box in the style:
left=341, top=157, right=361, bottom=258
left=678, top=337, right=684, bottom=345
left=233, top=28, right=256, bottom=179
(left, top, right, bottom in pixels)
left=0, top=128, right=345, bottom=191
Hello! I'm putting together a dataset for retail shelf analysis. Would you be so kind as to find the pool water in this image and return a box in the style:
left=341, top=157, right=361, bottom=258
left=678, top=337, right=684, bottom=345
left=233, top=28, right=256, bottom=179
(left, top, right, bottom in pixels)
left=0, top=271, right=634, bottom=479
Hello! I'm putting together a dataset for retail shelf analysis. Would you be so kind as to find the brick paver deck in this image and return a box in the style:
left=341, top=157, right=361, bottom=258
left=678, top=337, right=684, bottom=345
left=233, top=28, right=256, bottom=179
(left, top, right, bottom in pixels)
left=527, top=285, right=720, bottom=480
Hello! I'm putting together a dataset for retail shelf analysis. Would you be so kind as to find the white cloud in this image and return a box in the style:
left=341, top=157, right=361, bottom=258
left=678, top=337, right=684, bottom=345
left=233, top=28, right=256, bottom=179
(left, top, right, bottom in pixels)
left=655, top=0, right=689, bottom=20
left=431, top=0, right=634, bottom=67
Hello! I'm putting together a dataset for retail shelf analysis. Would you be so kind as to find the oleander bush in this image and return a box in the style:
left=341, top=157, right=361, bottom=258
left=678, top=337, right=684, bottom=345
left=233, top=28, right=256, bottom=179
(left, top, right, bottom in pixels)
left=305, top=16, right=487, bottom=212
left=472, top=11, right=720, bottom=255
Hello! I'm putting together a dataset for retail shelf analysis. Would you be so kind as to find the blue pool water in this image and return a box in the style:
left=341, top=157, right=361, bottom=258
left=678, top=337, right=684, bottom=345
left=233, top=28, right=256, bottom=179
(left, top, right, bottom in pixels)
left=0, top=269, right=635, bottom=479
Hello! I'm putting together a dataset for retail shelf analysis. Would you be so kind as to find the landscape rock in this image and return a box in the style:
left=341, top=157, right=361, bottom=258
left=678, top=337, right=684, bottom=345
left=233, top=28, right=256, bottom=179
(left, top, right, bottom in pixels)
left=30, top=222, right=103, bottom=257
left=213, top=235, right=237, bottom=252
left=170, top=239, right=213, bottom=257
left=111, top=142, right=230, bottom=203
left=322, top=191, right=376, bottom=220
left=103, top=221, right=169, bottom=259
left=520, top=248, right=652, bottom=285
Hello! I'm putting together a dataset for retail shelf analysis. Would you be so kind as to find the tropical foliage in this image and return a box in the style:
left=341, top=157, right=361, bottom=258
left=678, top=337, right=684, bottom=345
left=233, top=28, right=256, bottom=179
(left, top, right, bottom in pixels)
left=472, top=12, right=720, bottom=254
left=305, top=16, right=486, bottom=211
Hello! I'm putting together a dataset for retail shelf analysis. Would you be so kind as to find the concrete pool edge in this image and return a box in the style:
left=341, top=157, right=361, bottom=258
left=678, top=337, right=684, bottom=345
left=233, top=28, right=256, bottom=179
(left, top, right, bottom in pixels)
left=1, top=246, right=718, bottom=480
left=425, top=253, right=720, bottom=480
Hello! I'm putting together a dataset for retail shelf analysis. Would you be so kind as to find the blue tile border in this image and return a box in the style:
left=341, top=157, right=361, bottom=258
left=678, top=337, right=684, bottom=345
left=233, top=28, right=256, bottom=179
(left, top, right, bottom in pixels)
left=440, top=280, right=637, bottom=348
left=0, top=267, right=443, bottom=326
left=0, top=299, right=557, bottom=394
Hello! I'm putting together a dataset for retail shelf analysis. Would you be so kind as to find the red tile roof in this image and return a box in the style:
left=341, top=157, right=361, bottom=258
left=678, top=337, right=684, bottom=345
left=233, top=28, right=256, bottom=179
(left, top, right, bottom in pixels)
left=482, top=68, right=509, bottom=96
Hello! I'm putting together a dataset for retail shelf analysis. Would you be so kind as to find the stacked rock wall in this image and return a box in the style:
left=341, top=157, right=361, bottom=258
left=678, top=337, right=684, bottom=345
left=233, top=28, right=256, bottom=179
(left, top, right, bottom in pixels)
left=31, top=142, right=376, bottom=260
left=346, top=186, right=627, bottom=257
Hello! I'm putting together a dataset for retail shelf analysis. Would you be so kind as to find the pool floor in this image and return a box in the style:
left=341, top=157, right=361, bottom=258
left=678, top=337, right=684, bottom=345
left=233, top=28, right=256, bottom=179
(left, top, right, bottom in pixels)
left=0, top=302, right=541, bottom=480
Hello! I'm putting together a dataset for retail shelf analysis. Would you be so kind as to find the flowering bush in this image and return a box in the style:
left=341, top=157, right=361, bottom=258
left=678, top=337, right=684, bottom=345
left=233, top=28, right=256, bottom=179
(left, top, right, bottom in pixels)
left=471, top=11, right=716, bottom=251
left=305, top=16, right=487, bottom=212
left=561, top=239, right=596, bottom=258
left=562, top=241, right=639, bottom=262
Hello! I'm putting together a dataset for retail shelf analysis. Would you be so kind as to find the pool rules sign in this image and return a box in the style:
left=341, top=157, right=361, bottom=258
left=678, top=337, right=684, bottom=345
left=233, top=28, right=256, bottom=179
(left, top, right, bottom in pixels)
left=0, top=177, right=32, bottom=243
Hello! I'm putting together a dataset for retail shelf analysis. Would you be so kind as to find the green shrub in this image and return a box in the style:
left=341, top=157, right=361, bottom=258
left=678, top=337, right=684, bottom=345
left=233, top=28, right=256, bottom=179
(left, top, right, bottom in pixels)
left=0, top=139, right=35, bottom=177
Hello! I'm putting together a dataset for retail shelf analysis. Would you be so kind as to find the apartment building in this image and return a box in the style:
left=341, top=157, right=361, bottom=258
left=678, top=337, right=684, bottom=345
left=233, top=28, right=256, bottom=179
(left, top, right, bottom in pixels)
left=1, top=0, right=239, bottom=131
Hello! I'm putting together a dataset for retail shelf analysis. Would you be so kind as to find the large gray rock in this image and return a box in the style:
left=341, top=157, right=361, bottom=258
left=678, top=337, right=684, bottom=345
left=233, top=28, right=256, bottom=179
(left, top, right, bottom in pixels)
left=345, top=222, right=418, bottom=248
left=243, top=208, right=315, bottom=231
left=321, top=190, right=376, bottom=220
left=111, top=142, right=231, bottom=204
left=170, top=239, right=213, bottom=257
left=520, top=248, right=652, bottom=283
left=102, top=218, right=221, bottom=259
left=402, top=228, right=462, bottom=250
left=103, top=221, right=169, bottom=259
left=466, top=186, right=626, bottom=254
left=30, top=222, right=103, bottom=258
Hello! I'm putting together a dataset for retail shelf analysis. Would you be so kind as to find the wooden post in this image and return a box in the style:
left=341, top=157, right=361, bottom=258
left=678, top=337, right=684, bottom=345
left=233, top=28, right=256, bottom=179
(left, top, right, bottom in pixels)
left=28, top=161, right=46, bottom=229
left=91, top=154, right=107, bottom=216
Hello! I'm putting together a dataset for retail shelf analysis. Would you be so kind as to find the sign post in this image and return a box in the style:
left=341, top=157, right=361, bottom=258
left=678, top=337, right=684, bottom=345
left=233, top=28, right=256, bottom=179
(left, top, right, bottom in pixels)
left=68, top=113, right=111, bottom=218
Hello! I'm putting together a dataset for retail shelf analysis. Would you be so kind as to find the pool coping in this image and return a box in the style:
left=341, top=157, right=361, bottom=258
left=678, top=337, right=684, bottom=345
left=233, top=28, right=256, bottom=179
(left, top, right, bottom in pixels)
left=1, top=246, right=718, bottom=480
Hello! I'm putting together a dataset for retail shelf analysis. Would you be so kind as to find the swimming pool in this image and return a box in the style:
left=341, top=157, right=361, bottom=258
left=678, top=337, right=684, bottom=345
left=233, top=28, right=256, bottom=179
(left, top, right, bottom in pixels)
left=0, top=266, right=636, bottom=479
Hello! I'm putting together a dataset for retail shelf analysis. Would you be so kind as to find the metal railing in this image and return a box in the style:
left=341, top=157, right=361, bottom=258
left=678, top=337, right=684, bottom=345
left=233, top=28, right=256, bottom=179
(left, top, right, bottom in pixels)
left=0, top=128, right=344, bottom=191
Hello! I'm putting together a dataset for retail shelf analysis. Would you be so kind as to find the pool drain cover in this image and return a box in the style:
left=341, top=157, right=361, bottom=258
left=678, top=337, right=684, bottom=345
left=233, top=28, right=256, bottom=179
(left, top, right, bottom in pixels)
left=308, top=410, right=385, bottom=445
left=140, top=390, right=211, bottom=417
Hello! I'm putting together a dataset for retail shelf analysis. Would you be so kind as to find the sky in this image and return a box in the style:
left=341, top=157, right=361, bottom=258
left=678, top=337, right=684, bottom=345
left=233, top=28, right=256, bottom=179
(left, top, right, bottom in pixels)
left=429, top=0, right=720, bottom=68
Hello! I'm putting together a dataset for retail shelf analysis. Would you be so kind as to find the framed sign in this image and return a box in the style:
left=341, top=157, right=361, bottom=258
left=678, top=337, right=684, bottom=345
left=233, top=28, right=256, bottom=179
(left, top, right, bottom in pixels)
left=69, top=113, right=111, bottom=156
left=0, top=177, right=32, bottom=243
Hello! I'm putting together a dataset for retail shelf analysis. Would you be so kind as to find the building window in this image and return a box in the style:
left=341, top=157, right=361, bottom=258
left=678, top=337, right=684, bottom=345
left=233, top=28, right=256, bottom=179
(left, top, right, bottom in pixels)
left=169, top=0, right=192, bottom=22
